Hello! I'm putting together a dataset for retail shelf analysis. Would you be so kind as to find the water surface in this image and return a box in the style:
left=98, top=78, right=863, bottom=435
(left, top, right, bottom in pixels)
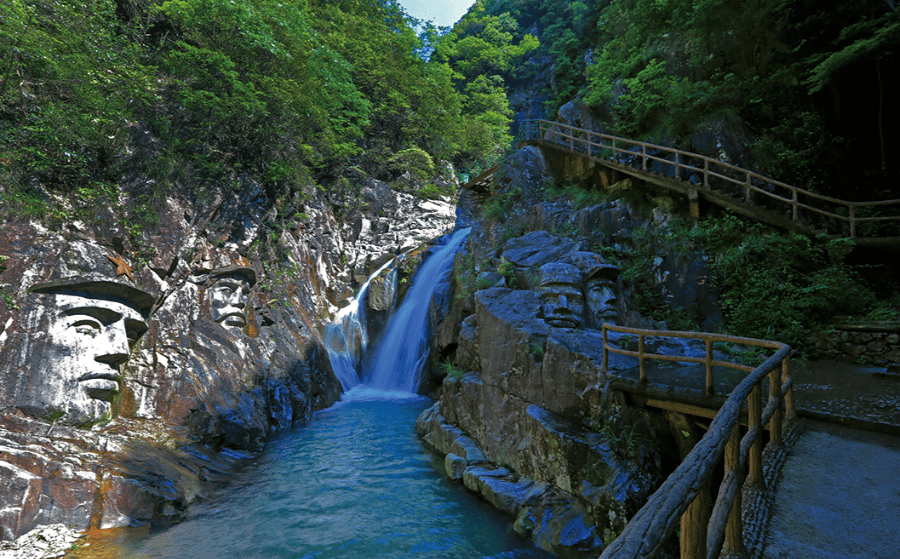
left=111, top=388, right=551, bottom=559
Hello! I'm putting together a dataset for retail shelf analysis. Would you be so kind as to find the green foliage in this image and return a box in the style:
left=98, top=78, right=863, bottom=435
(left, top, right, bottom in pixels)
left=607, top=212, right=887, bottom=355
left=0, top=186, right=48, bottom=218
left=441, top=359, right=465, bottom=380
left=864, top=294, right=900, bottom=322
left=543, top=181, right=611, bottom=210
left=699, top=216, right=875, bottom=353
left=0, top=280, right=17, bottom=310
left=483, top=186, right=521, bottom=223
left=389, top=147, right=435, bottom=181
left=453, top=251, right=477, bottom=302
left=497, top=257, right=518, bottom=288
left=804, top=10, right=900, bottom=95
left=0, top=0, right=153, bottom=191
left=600, top=413, right=651, bottom=464
left=0, top=0, right=502, bottom=212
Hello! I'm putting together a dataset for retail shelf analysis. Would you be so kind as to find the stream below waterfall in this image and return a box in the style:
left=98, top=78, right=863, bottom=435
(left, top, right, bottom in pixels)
left=87, top=389, right=551, bottom=558
left=70, top=229, right=552, bottom=558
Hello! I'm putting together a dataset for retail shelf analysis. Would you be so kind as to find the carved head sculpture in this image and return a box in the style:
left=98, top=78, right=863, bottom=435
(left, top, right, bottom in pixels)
left=537, top=262, right=585, bottom=329
left=209, top=266, right=256, bottom=332
left=23, top=279, right=155, bottom=422
left=585, top=263, right=621, bottom=328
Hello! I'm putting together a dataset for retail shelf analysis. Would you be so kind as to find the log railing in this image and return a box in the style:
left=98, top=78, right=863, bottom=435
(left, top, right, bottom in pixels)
left=521, top=119, right=900, bottom=243
left=599, top=324, right=796, bottom=559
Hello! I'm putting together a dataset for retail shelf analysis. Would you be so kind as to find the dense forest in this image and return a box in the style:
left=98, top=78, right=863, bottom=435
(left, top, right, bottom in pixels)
left=2, top=0, right=896, bottom=207
left=0, top=0, right=516, bottom=222
left=432, top=0, right=899, bottom=353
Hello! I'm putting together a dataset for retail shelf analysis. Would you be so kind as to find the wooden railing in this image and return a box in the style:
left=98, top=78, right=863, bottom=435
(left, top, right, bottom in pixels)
left=600, top=324, right=796, bottom=559
left=522, top=119, right=900, bottom=243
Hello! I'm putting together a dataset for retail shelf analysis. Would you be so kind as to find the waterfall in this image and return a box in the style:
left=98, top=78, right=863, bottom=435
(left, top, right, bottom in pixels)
left=324, top=258, right=396, bottom=391
left=364, top=227, right=471, bottom=393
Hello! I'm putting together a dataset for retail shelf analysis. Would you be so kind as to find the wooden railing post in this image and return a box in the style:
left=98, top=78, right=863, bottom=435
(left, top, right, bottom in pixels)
left=768, top=369, right=783, bottom=446
left=639, top=333, right=647, bottom=383
left=531, top=119, right=900, bottom=246
left=602, top=326, right=609, bottom=372
left=722, top=424, right=747, bottom=558
left=705, top=339, right=714, bottom=395
left=792, top=189, right=799, bottom=221
left=783, top=355, right=796, bottom=420
left=748, top=384, right=763, bottom=488
left=680, top=481, right=710, bottom=559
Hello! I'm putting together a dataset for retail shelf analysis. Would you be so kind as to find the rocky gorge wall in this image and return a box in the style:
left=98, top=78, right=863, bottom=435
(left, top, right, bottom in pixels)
left=415, top=138, right=730, bottom=557
left=0, top=133, right=459, bottom=541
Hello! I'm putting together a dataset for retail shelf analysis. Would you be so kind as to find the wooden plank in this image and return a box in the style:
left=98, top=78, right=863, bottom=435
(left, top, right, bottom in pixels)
left=528, top=119, right=899, bottom=232
left=722, top=425, right=746, bottom=558
left=645, top=399, right=718, bottom=419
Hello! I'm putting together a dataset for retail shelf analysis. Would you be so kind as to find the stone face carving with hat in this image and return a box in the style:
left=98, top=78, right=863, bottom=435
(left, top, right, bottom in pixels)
left=537, top=262, right=585, bottom=329
left=0, top=243, right=157, bottom=425
left=535, top=251, right=622, bottom=331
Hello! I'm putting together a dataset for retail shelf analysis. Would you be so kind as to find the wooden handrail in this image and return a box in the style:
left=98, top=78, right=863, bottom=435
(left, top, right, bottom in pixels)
left=599, top=324, right=795, bottom=559
left=522, top=119, right=900, bottom=242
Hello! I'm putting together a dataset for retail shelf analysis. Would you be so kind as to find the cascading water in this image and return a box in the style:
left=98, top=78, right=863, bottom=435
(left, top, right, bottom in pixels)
left=363, top=227, right=470, bottom=393
left=323, top=258, right=396, bottom=391
left=83, top=225, right=551, bottom=559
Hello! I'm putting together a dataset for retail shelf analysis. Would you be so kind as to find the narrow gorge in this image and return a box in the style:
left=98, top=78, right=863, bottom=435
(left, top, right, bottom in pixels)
left=1, top=0, right=897, bottom=557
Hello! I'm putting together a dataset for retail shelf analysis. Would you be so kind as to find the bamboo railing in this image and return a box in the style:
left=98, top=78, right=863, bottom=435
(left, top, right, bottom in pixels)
left=600, top=324, right=795, bottom=559
left=521, top=119, right=900, bottom=244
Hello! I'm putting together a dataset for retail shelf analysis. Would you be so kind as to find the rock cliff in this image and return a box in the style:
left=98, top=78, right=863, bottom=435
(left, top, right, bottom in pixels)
left=417, top=141, right=723, bottom=557
left=0, top=139, right=458, bottom=541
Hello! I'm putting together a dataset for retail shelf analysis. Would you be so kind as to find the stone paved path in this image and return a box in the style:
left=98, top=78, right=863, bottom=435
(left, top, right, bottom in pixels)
left=761, top=421, right=900, bottom=559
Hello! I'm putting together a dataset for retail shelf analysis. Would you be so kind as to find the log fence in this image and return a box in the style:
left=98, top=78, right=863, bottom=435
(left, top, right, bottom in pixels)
left=599, top=324, right=795, bottom=559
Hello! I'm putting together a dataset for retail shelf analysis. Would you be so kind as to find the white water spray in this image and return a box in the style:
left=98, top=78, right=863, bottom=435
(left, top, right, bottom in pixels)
left=324, top=258, right=396, bottom=391
left=364, top=228, right=471, bottom=393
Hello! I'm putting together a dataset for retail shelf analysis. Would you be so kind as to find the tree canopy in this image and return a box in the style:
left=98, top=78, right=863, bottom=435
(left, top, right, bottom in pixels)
left=0, top=0, right=521, bottom=210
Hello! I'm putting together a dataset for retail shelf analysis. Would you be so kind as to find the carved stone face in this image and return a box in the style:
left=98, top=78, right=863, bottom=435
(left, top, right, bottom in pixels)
left=586, top=278, right=618, bottom=327
left=584, top=264, right=620, bottom=328
left=538, top=263, right=585, bottom=329
left=34, top=293, right=148, bottom=420
left=210, top=274, right=251, bottom=331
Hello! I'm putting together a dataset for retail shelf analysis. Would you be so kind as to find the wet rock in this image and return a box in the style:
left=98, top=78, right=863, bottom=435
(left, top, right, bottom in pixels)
left=455, top=315, right=480, bottom=373
left=444, top=453, right=467, bottom=480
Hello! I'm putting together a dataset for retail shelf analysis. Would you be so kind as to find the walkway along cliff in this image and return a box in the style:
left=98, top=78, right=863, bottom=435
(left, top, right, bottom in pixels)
left=414, top=107, right=899, bottom=557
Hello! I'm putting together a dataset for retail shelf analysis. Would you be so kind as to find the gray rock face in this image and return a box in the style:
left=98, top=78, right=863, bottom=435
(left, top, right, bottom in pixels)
left=0, top=152, right=458, bottom=542
left=416, top=160, right=718, bottom=556
left=0, top=523, right=85, bottom=559
left=418, top=282, right=658, bottom=557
